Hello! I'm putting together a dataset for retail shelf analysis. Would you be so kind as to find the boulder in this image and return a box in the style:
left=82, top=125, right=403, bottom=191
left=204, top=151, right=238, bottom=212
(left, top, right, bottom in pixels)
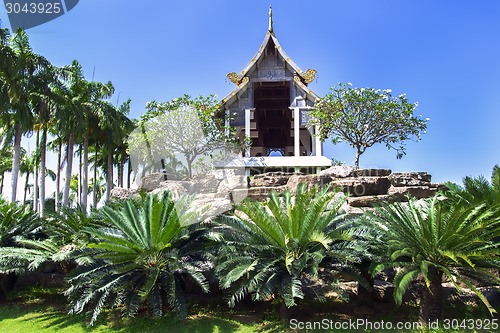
left=348, top=194, right=399, bottom=207
left=388, top=186, right=438, bottom=199
left=430, top=183, right=449, bottom=191
left=250, top=172, right=295, bottom=187
left=328, top=177, right=391, bottom=197
left=353, top=169, right=392, bottom=177
left=286, top=175, right=321, bottom=194
left=319, top=165, right=354, bottom=178
left=139, top=172, right=167, bottom=192
left=151, top=181, right=188, bottom=200
left=327, top=192, right=348, bottom=211
left=389, top=172, right=431, bottom=187
left=190, top=194, right=233, bottom=220
left=373, top=280, right=395, bottom=303
left=245, top=186, right=287, bottom=201
left=110, top=187, right=138, bottom=201
left=217, top=174, right=249, bottom=205
left=189, top=174, right=220, bottom=193
left=345, top=206, right=368, bottom=215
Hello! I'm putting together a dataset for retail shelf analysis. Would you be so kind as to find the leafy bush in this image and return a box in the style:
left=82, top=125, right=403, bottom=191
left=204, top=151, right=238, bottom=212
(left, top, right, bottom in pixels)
left=215, top=184, right=366, bottom=308
left=66, top=191, right=210, bottom=325
left=444, top=164, right=500, bottom=207
left=0, top=205, right=101, bottom=274
left=360, top=196, right=500, bottom=322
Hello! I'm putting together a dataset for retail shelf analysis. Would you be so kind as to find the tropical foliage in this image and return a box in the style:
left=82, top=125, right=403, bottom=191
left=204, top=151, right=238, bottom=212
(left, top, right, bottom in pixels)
left=444, top=164, right=500, bottom=207
left=310, top=83, right=428, bottom=167
left=128, top=95, right=237, bottom=179
left=66, top=192, right=210, bottom=324
left=215, top=184, right=365, bottom=308
left=0, top=28, right=134, bottom=211
left=360, top=196, right=500, bottom=323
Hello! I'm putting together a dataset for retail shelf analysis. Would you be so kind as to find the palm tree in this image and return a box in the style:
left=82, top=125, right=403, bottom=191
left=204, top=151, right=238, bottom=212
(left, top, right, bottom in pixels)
left=19, top=148, right=34, bottom=204
left=0, top=204, right=103, bottom=295
left=96, top=99, right=133, bottom=202
left=360, top=196, right=500, bottom=323
left=445, top=165, right=500, bottom=207
left=0, top=198, right=41, bottom=301
left=0, top=29, right=51, bottom=203
left=47, top=136, right=63, bottom=210
left=33, top=65, right=58, bottom=216
left=0, top=146, right=13, bottom=196
left=52, top=60, right=87, bottom=208
left=66, top=192, right=209, bottom=325
left=79, top=81, right=115, bottom=211
left=216, top=184, right=363, bottom=309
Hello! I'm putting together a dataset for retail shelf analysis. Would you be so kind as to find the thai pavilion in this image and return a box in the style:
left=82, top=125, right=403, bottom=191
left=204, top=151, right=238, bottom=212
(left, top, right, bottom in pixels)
left=220, top=8, right=331, bottom=174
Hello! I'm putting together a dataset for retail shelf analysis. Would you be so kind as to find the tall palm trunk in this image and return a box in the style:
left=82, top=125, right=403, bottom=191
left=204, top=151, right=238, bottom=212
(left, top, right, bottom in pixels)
left=39, top=127, right=47, bottom=217
left=55, top=139, right=62, bottom=210
left=23, top=171, right=30, bottom=203
left=10, top=123, right=22, bottom=203
left=62, top=133, right=75, bottom=207
left=127, top=159, right=131, bottom=189
left=93, top=146, right=98, bottom=208
left=33, top=131, right=39, bottom=212
left=0, top=171, right=5, bottom=194
left=78, top=144, right=82, bottom=204
left=81, top=135, right=89, bottom=211
left=106, top=152, right=113, bottom=201
left=117, top=160, right=123, bottom=188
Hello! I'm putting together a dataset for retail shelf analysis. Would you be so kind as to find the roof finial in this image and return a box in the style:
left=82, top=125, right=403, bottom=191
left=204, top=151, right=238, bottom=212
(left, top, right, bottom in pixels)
left=268, top=6, right=273, bottom=33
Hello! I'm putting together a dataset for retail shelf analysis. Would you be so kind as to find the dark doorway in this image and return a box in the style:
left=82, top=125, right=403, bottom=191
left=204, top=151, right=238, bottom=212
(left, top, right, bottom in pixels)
left=253, top=81, right=292, bottom=155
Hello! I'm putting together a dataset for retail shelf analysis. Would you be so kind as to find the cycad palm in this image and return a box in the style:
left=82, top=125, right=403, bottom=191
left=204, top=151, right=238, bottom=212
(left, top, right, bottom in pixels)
left=66, top=192, right=209, bottom=325
left=361, top=196, right=500, bottom=323
left=0, top=198, right=41, bottom=301
left=216, top=184, right=362, bottom=309
left=445, top=165, right=500, bottom=207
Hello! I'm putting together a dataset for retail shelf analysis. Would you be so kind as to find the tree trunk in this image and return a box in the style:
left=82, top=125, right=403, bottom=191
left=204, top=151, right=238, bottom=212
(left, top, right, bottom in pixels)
left=106, top=153, right=113, bottom=201
left=23, top=171, right=30, bottom=203
left=62, top=133, right=75, bottom=207
left=93, top=147, right=98, bottom=208
left=81, top=136, right=89, bottom=212
left=419, top=269, right=443, bottom=324
left=55, top=140, right=62, bottom=211
left=78, top=144, right=82, bottom=205
left=39, top=128, right=47, bottom=217
left=33, top=130, right=39, bottom=212
left=10, top=123, right=22, bottom=203
left=0, top=171, right=4, bottom=194
left=354, top=149, right=361, bottom=169
left=127, top=159, right=131, bottom=189
left=118, top=159, right=124, bottom=188
left=186, top=155, right=194, bottom=179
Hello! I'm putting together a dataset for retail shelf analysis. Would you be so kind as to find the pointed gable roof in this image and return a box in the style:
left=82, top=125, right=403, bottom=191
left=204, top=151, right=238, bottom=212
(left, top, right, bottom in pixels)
left=221, top=7, right=318, bottom=107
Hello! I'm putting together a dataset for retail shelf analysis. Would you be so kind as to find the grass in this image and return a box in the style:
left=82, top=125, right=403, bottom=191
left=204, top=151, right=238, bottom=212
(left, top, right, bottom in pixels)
left=0, top=286, right=498, bottom=333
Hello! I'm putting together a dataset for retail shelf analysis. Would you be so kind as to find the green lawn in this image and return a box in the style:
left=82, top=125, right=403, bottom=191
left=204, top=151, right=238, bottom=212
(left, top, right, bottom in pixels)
left=0, top=287, right=497, bottom=333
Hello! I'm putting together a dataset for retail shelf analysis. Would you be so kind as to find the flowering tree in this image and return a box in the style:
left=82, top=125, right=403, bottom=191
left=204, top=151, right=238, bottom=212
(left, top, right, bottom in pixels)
left=310, top=83, right=428, bottom=168
left=128, top=95, right=238, bottom=179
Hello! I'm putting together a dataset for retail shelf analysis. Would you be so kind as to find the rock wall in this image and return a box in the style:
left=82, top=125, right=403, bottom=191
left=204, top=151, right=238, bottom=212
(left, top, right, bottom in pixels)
left=243, top=166, right=447, bottom=214
left=111, top=166, right=447, bottom=215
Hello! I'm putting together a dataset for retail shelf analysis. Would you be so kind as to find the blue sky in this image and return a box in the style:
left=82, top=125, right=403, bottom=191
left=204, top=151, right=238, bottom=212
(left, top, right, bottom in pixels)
left=1, top=0, right=499, bottom=184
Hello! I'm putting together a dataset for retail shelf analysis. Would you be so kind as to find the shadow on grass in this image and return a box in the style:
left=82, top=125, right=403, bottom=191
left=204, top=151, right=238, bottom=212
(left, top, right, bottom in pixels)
left=23, top=308, right=244, bottom=333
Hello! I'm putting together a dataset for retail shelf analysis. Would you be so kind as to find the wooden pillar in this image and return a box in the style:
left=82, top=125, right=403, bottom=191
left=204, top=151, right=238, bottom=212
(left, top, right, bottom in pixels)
left=224, top=109, right=230, bottom=136
left=293, top=107, right=300, bottom=157
left=314, top=125, right=322, bottom=157
left=245, top=108, right=251, bottom=157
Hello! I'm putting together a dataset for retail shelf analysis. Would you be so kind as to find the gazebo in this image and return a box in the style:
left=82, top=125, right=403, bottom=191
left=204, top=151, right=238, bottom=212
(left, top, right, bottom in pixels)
left=221, top=7, right=331, bottom=174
